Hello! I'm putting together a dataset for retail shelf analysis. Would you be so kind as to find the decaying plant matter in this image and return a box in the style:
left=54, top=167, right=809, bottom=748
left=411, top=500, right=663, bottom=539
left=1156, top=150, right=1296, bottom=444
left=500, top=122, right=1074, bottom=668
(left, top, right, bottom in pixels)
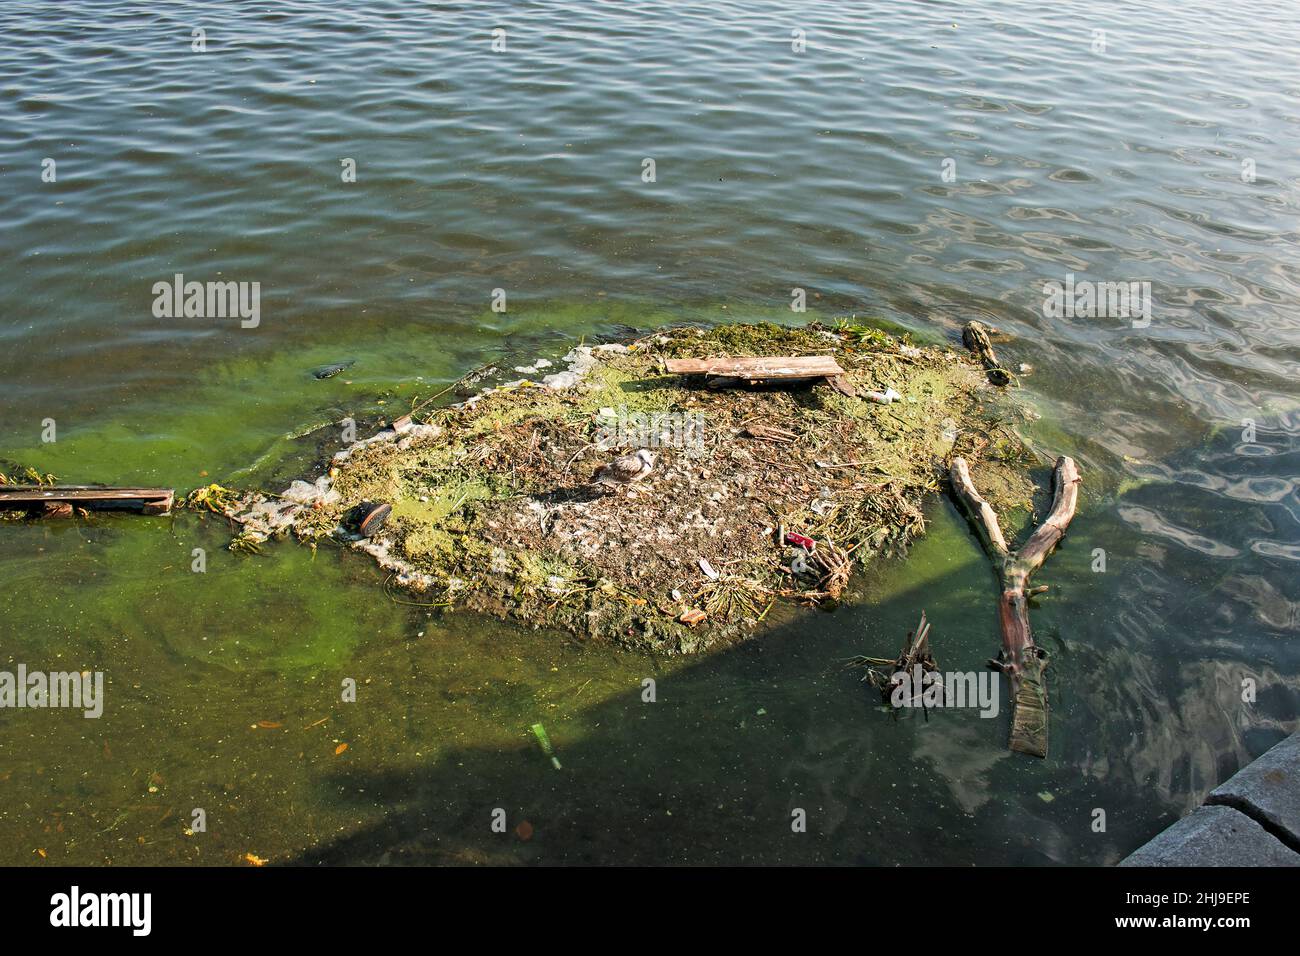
left=198, top=321, right=1042, bottom=654
left=847, top=611, right=942, bottom=718
left=962, top=320, right=1015, bottom=386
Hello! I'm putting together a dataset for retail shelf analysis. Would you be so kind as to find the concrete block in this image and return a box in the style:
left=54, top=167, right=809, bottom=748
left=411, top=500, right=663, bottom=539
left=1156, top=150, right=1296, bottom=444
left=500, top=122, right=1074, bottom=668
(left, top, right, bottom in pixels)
left=1207, top=731, right=1300, bottom=849
left=1120, top=804, right=1300, bottom=867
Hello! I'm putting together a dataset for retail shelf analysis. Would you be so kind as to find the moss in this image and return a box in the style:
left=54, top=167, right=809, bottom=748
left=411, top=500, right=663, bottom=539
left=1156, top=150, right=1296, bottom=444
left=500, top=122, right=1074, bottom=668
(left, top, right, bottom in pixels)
left=577, top=360, right=677, bottom=415
left=400, top=524, right=456, bottom=563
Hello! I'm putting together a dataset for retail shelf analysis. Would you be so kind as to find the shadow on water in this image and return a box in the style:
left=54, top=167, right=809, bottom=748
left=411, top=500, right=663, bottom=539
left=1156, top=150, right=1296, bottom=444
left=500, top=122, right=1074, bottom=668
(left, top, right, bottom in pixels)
left=286, top=419, right=1300, bottom=866
left=287, top=512, right=1137, bottom=867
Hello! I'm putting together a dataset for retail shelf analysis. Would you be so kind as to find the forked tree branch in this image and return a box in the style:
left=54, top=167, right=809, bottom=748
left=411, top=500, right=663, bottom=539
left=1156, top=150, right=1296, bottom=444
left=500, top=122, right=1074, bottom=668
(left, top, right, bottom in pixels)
left=949, top=455, right=1080, bottom=757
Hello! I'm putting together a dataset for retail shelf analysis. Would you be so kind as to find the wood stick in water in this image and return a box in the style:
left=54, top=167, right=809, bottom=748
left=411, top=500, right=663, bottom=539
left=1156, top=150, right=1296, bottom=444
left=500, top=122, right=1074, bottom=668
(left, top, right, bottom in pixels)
left=0, top=486, right=175, bottom=516
left=949, top=455, right=1080, bottom=757
left=962, top=321, right=1013, bottom=386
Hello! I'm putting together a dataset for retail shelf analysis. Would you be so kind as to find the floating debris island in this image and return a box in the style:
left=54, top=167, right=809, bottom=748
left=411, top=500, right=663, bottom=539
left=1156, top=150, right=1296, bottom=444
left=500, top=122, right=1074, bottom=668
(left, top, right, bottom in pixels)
left=201, top=322, right=1038, bottom=653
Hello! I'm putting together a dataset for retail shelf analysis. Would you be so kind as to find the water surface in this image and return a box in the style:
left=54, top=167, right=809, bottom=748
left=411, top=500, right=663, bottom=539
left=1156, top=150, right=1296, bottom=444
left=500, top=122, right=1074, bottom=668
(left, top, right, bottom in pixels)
left=1, top=0, right=1298, bottom=865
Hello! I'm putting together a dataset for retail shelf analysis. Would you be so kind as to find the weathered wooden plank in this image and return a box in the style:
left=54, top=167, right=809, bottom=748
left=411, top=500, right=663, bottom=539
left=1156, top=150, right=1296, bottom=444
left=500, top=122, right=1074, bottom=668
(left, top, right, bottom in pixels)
left=0, top=487, right=173, bottom=501
left=0, top=486, right=175, bottom=515
left=665, top=355, right=845, bottom=379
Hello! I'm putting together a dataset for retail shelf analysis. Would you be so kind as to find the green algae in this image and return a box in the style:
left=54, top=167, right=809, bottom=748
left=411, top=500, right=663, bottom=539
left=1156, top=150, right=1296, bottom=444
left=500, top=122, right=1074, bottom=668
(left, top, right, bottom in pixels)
left=0, top=515, right=372, bottom=675
left=0, top=302, right=921, bottom=492
left=0, top=303, right=1085, bottom=866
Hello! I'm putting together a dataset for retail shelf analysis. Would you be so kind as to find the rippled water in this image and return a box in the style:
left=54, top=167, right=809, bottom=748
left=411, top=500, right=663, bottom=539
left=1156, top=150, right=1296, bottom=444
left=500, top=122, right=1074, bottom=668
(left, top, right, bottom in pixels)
left=1, top=0, right=1298, bottom=865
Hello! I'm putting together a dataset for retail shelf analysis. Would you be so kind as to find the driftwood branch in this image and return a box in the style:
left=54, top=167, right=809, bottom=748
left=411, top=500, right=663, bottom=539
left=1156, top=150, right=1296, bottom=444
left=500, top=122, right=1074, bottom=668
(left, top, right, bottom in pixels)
left=962, top=321, right=1013, bottom=386
left=949, top=458, right=1009, bottom=556
left=949, top=455, right=1080, bottom=757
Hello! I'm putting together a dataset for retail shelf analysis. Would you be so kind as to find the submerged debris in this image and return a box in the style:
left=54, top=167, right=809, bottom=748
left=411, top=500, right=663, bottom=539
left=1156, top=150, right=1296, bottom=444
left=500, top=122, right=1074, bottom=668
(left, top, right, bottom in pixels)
left=847, top=611, right=942, bottom=718
left=312, top=360, right=355, bottom=380
left=530, top=722, right=562, bottom=770
left=0, top=467, right=173, bottom=519
left=199, top=321, right=1040, bottom=653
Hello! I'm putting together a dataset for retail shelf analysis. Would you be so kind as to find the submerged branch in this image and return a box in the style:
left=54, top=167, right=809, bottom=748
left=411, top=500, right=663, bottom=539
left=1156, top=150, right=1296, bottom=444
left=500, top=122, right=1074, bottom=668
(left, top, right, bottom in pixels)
left=949, top=454, right=1080, bottom=758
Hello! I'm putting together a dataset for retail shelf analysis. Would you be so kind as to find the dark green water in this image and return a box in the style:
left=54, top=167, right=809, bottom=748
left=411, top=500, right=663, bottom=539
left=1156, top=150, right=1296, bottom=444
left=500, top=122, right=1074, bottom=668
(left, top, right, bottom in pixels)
left=1, top=0, right=1298, bottom=865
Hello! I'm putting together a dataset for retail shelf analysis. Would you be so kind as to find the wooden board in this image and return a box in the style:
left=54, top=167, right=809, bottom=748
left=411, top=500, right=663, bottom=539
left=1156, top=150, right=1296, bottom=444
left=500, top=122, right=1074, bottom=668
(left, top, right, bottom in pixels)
left=665, top=355, right=845, bottom=380
left=0, top=486, right=175, bottom=515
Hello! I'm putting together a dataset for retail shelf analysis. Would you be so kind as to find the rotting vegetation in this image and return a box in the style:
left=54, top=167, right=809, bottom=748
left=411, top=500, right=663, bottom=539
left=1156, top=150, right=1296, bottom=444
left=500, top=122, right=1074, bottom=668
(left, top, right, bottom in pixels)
left=0, top=464, right=62, bottom=521
left=195, top=321, right=1043, bottom=654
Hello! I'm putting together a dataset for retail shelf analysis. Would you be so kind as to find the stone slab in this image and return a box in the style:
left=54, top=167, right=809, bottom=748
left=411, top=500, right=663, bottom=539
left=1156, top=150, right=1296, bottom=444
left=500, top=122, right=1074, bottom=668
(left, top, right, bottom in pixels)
left=1206, top=731, right=1300, bottom=848
left=1120, top=804, right=1300, bottom=867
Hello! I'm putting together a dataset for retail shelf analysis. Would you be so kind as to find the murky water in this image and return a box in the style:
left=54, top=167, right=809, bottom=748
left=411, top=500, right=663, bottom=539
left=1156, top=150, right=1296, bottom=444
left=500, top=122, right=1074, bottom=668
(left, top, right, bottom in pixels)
left=1, top=0, right=1298, bottom=865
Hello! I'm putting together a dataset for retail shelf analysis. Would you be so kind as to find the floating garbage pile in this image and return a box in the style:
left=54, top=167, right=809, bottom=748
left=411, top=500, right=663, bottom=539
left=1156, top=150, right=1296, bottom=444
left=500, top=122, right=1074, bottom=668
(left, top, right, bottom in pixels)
left=194, top=322, right=1038, bottom=654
